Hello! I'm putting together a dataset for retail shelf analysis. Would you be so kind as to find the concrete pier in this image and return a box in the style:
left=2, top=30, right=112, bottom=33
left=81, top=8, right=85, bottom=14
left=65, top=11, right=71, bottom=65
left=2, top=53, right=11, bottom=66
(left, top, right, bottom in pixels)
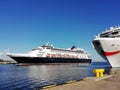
left=42, top=69, right=120, bottom=90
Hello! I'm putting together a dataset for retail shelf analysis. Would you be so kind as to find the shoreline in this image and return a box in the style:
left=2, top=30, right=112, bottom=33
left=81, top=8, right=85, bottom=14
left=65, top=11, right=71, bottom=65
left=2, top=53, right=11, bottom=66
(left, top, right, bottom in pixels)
left=42, top=68, right=120, bottom=90
left=0, top=61, right=16, bottom=64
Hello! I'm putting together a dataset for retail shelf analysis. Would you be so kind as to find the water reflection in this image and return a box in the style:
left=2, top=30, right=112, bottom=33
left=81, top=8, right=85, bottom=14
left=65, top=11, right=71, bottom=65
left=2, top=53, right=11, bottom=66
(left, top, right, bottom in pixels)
left=0, top=62, right=111, bottom=90
left=27, top=64, right=93, bottom=87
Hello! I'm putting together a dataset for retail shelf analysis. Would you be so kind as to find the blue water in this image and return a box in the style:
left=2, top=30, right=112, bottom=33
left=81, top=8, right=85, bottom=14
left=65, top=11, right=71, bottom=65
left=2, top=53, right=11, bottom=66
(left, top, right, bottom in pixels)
left=0, top=62, right=111, bottom=90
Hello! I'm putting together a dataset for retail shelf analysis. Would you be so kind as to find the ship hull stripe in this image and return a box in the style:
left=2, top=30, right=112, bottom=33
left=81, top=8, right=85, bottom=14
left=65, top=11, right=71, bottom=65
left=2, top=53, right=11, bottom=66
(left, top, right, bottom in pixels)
left=10, top=56, right=92, bottom=63
left=104, top=50, right=120, bottom=56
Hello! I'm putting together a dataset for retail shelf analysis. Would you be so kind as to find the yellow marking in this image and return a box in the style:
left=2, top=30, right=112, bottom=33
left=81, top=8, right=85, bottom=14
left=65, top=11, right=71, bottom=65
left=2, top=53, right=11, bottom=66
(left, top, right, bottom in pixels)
left=66, top=80, right=77, bottom=84
left=42, top=84, right=57, bottom=89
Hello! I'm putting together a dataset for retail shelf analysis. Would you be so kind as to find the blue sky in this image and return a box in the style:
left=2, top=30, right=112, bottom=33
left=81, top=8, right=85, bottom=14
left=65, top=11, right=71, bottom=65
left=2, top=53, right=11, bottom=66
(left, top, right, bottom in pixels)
left=0, top=0, right=120, bottom=61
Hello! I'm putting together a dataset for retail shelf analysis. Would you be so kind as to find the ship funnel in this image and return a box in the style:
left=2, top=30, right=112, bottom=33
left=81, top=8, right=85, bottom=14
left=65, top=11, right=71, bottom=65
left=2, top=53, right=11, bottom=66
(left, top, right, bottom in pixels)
left=71, top=46, right=77, bottom=50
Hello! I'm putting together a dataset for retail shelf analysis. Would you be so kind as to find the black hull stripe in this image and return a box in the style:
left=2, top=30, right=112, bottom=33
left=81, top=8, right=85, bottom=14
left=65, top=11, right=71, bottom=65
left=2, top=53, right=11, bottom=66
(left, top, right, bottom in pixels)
left=10, top=57, right=92, bottom=63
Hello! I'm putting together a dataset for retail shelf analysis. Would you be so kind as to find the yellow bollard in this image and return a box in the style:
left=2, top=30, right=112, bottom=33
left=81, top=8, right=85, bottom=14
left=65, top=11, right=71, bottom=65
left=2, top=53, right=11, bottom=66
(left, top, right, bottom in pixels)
left=93, top=70, right=100, bottom=77
left=99, top=69, right=104, bottom=77
left=93, top=69, right=104, bottom=78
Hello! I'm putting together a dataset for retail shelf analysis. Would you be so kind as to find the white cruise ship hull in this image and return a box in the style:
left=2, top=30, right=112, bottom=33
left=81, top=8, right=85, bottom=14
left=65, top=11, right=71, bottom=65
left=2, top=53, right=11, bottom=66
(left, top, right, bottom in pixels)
left=93, top=38, right=120, bottom=67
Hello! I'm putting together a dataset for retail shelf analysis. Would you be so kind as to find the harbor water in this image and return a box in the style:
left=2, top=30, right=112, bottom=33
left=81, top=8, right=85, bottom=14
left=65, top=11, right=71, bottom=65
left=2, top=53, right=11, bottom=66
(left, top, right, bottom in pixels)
left=0, top=62, right=111, bottom=90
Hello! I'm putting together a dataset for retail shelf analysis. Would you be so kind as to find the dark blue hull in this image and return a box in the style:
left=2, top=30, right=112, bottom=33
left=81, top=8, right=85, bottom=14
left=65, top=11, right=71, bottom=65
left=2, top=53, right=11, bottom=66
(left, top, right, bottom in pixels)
left=10, top=56, right=92, bottom=63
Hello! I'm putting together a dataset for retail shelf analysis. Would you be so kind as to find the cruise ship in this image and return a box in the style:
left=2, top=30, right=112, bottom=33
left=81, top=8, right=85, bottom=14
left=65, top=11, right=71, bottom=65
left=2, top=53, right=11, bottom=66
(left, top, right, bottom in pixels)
left=7, top=43, right=92, bottom=64
left=92, top=26, right=120, bottom=67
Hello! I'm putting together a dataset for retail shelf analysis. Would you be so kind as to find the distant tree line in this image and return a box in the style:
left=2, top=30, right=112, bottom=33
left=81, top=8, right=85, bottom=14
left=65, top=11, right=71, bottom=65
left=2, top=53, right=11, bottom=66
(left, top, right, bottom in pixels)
left=0, top=59, right=4, bottom=62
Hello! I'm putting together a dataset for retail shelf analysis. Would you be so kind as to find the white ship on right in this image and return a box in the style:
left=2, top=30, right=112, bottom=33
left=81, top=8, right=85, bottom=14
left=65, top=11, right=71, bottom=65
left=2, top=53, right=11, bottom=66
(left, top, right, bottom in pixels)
left=93, top=26, right=120, bottom=67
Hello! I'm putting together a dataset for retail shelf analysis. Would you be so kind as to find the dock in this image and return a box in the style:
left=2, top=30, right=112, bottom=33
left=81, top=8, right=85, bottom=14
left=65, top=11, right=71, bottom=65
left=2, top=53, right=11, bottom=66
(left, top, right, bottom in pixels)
left=42, top=69, right=120, bottom=90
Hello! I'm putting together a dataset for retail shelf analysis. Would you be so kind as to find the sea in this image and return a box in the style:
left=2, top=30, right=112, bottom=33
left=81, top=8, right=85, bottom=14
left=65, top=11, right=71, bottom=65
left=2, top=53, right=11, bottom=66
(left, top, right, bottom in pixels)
left=0, top=62, right=113, bottom=90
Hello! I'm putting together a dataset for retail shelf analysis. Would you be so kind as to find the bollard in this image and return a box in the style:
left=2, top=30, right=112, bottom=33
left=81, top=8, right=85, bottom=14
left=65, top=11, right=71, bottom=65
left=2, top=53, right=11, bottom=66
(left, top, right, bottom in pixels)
left=93, top=69, right=105, bottom=78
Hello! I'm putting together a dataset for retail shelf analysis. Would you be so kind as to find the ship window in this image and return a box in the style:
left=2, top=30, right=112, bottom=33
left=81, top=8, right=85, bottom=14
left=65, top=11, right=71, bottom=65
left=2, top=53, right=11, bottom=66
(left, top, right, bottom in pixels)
left=100, top=35, right=109, bottom=37
left=46, top=47, right=51, bottom=49
left=103, top=35, right=109, bottom=37
left=100, top=32, right=109, bottom=36
left=94, top=41, right=100, bottom=46
left=111, top=31, right=118, bottom=35
left=100, top=34, right=109, bottom=37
